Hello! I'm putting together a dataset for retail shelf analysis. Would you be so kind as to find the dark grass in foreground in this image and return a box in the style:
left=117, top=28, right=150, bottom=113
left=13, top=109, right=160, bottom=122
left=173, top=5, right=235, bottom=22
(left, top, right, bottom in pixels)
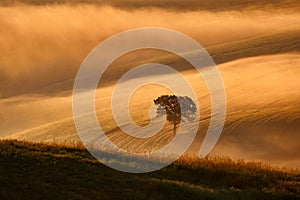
left=0, top=140, right=299, bottom=199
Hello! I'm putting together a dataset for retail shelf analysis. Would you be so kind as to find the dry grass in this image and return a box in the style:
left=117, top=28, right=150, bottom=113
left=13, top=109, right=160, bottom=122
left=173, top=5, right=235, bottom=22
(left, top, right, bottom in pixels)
left=0, top=139, right=299, bottom=199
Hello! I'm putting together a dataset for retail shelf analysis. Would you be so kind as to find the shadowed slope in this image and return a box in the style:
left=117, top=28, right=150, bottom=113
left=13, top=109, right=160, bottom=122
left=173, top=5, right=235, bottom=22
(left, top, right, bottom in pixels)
left=0, top=140, right=299, bottom=199
left=208, top=29, right=300, bottom=64
left=1, top=0, right=300, bottom=12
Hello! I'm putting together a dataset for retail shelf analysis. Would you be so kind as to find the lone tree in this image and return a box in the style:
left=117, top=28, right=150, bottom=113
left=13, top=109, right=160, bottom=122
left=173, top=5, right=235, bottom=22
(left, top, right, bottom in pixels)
left=153, top=95, right=197, bottom=135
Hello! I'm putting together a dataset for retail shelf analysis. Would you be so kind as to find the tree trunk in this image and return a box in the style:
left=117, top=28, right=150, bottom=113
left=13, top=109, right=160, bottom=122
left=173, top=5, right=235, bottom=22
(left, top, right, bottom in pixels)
left=173, top=121, right=176, bottom=135
left=173, top=113, right=177, bottom=136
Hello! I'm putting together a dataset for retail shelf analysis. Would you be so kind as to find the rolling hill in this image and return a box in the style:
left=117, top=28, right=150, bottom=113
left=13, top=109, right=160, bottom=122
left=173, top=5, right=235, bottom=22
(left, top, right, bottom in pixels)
left=4, top=53, right=300, bottom=168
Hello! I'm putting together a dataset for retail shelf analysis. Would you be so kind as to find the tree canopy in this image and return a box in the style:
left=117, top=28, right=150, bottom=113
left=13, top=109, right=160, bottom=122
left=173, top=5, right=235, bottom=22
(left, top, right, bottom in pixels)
left=153, top=95, right=197, bottom=134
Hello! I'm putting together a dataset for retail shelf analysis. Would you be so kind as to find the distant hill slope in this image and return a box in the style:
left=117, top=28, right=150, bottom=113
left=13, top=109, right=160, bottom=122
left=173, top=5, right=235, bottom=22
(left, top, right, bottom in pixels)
left=5, top=28, right=299, bottom=98
left=208, top=29, right=300, bottom=65
left=0, top=140, right=299, bottom=200
left=1, top=0, right=299, bottom=12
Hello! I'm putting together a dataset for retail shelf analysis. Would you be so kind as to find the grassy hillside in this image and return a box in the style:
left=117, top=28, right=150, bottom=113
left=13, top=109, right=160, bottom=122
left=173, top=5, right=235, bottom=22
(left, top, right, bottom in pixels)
left=0, top=140, right=299, bottom=200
